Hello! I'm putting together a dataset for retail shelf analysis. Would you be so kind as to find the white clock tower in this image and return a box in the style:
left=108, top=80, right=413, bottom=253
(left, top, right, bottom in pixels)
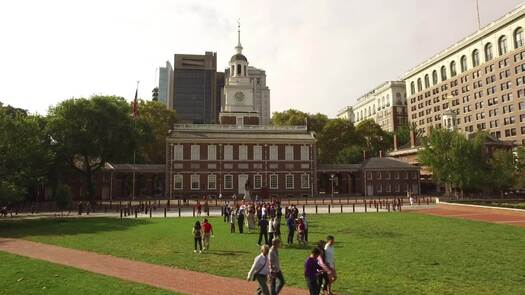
left=219, top=22, right=260, bottom=126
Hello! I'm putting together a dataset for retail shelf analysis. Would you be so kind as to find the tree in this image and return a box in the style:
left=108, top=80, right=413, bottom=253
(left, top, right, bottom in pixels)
left=136, top=100, right=176, bottom=163
left=317, top=119, right=360, bottom=164
left=152, top=87, right=159, bottom=101
left=47, top=96, right=139, bottom=203
left=356, top=119, right=392, bottom=157
left=0, top=104, right=53, bottom=203
left=54, top=184, right=72, bottom=217
left=394, top=122, right=422, bottom=147
left=271, top=109, right=328, bottom=134
left=0, top=181, right=24, bottom=206
left=514, top=147, right=525, bottom=190
left=335, top=145, right=363, bottom=164
left=489, top=149, right=515, bottom=196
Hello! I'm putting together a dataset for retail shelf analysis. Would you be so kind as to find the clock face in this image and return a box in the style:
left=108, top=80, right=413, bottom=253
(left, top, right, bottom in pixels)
left=234, top=91, right=245, bottom=102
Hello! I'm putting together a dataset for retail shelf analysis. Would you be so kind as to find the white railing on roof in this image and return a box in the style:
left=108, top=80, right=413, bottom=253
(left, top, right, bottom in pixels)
left=172, top=124, right=308, bottom=131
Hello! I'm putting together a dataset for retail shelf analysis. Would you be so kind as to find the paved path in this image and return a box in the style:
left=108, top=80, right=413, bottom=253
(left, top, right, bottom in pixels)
left=0, top=238, right=307, bottom=295
left=415, top=203, right=525, bottom=228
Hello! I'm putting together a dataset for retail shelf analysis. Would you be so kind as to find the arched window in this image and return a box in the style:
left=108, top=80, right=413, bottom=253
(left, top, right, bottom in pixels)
left=432, top=70, right=438, bottom=85
left=484, top=43, right=493, bottom=61
left=499, top=35, right=508, bottom=56
left=514, top=27, right=523, bottom=48
left=450, top=61, right=457, bottom=77
left=424, top=74, right=430, bottom=88
left=417, top=78, right=422, bottom=92
left=237, top=64, right=242, bottom=75
left=440, top=66, right=447, bottom=81
left=382, top=97, right=386, bottom=108
left=410, top=81, right=415, bottom=95
left=460, top=55, right=468, bottom=72
left=472, top=49, right=480, bottom=67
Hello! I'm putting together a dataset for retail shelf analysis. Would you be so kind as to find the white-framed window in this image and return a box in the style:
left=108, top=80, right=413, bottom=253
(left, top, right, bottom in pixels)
left=254, top=175, right=262, bottom=189
left=285, top=174, right=294, bottom=189
left=191, top=145, right=200, bottom=160
left=385, top=183, right=391, bottom=192
left=207, top=145, right=216, bottom=160
left=239, top=145, right=248, bottom=160
left=174, top=145, right=183, bottom=160
left=191, top=174, right=200, bottom=190
left=224, top=145, right=233, bottom=160
left=300, top=146, right=310, bottom=161
left=395, top=183, right=400, bottom=192
left=208, top=174, right=216, bottom=190
left=224, top=174, right=233, bottom=189
left=173, top=174, right=183, bottom=190
left=269, top=146, right=278, bottom=161
left=285, top=145, right=294, bottom=161
left=270, top=174, right=278, bottom=189
left=377, top=183, right=382, bottom=193
left=301, top=174, right=310, bottom=189
left=253, top=145, right=262, bottom=160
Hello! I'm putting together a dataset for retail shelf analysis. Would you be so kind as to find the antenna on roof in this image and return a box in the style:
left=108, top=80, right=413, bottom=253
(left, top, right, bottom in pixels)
left=475, top=0, right=481, bottom=29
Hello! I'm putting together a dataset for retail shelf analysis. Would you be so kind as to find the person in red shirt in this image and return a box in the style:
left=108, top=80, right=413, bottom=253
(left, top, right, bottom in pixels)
left=202, top=219, right=214, bottom=251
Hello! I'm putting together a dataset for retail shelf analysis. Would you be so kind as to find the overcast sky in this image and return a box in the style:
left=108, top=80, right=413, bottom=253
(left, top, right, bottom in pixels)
left=1, top=0, right=524, bottom=117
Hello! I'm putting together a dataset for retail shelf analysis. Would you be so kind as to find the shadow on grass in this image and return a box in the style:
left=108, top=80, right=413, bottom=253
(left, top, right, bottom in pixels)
left=0, top=217, right=151, bottom=239
left=207, top=250, right=250, bottom=256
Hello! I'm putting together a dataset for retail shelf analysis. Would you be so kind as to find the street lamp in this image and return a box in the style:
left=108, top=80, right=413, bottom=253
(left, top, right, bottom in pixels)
left=330, top=174, right=335, bottom=204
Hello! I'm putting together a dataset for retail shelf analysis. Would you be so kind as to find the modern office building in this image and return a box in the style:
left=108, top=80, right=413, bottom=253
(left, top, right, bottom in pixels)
left=158, top=61, right=173, bottom=106
left=348, top=81, right=408, bottom=132
left=170, top=51, right=219, bottom=124
left=404, top=4, right=525, bottom=145
left=248, top=66, right=271, bottom=125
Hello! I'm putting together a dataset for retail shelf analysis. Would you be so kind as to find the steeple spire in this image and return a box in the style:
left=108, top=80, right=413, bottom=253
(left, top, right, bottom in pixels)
left=235, top=19, right=243, bottom=54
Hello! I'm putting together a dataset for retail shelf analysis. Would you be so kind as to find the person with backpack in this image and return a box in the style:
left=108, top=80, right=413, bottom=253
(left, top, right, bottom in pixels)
left=192, top=221, right=203, bottom=253
left=247, top=244, right=270, bottom=295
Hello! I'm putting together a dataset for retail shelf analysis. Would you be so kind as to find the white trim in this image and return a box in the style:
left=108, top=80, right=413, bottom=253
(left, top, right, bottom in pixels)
left=269, top=174, right=278, bottom=189
left=224, top=174, right=234, bottom=190
left=173, top=174, right=183, bottom=190
left=208, top=174, right=217, bottom=190
left=254, top=174, right=262, bottom=189
left=285, top=174, right=294, bottom=190
left=191, top=174, right=200, bottom=190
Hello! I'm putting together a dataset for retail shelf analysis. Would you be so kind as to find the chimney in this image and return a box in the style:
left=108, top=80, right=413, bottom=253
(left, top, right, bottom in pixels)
left=379, top=150, right=383, bottom=158
left=410, top=129, right=416, bottom=148
left=393, top=134, right=398, bottom=151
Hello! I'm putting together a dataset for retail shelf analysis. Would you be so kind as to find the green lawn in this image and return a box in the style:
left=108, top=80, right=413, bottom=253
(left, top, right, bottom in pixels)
left=0, top=251, right=179, bottom=295
left=1, top=213, right=525, bottom=295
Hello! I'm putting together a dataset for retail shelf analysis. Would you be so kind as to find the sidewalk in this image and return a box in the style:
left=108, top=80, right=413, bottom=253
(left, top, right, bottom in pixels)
left=0, top=238, right=307, bottom=295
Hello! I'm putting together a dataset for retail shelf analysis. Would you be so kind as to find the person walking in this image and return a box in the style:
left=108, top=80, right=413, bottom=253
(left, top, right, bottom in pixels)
left=316, top=240, right=333, bottom=294
left=302, top=213, right=309, bottom=243
left=268, top=217, right=276, bottom=245
left=269, top=238, right=285, bottom=295
left=258, top=216, right=269, bottom=246
left=286, top=215, right=295, bottom=245
left=238, top=209, right=245, bottom=234
left=192, top=221, right=203, bottom=253
left=202, top=219, right=213, bottom=251
left=304, top=247, right=321, bottom=295
left=196, top=201, right=202, bottom=216
left=247, top=244, right=270, bottom=295
left=324, top=235, right=337, bottom=294
left=229, top=209, right=236, bottom=233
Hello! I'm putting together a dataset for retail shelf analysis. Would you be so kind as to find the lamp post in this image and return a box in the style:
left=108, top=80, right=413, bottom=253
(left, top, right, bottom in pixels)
left=330, top=174, right=335, bottom=204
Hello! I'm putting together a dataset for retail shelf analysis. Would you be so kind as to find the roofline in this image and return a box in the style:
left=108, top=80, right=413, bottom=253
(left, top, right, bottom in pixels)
left=403, top=3, right=525, bottom=79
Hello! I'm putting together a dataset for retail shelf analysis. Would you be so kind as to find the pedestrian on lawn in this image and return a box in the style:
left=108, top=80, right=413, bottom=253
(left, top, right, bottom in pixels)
left=202, top=219, right=214, bottom=251
left=197, top=201, right=202, bottom=216
left=268, top=216, right=276, bottom=245
left=304, top=247, right=322, bottom=295
left=247, top=244, right=270, bottom=295
left=269, top=238, right=285, bottom=295
left=286, top=215, right=295, bottom=245
left=324, top=235, right=337, bottom=294
left=258, top=216, right=269, bottom=246
left=302, top=213, right=309, bottom=242
left=238, top=209, right=245, bottom=234
left=229, top=208, right=236, bottom=233
left=316, top=240, right=333, bottom=294
left=192, top=221, right=203, bottom=253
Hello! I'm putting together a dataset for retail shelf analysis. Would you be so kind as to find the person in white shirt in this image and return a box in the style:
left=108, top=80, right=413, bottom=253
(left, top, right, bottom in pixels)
left=247, top=244, right=270, bottom=295
left=324, top=235, right=337, bottom=294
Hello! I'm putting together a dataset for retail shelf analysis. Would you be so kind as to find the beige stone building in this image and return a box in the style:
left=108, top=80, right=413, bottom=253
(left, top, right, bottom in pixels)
left=404, top=4, right=525, bottom=145
left=339, top=81, right=408, bottom=132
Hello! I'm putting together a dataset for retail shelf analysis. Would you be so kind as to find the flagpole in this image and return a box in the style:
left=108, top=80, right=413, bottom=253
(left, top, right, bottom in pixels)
left=132, top=81, right=139, bottom=201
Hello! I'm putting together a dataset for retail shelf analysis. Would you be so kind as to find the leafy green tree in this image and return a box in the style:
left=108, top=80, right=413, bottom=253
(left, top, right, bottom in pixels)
left=514, top=147, right=525, bottom=190
left=47, top=96, right=139, bottom=203
left=55, top=184, right=72, bottom=217
left=136, top=100, right=176, bottom=163
left=356, top=119, right=392, bottom=157
left=394, top=122, right=422, bottom=147
left=0, top=181, right=24, bottom=206
left=317, top=119, right=360, bottom=164
left=489, top=149, right=515, bottom=196
left=271, top=109, right=328, bottom=134
left=335, top=145, right=363, bottom=164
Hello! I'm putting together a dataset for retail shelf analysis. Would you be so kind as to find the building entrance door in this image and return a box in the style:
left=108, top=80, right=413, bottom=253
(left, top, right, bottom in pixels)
left=238, top=174, right=248, bottom=196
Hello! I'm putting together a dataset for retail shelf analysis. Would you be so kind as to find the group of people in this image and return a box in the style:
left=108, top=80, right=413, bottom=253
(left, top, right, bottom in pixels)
left=192, top=218, right=214, bottom=253
left=247, top=236, right=337, bottom=295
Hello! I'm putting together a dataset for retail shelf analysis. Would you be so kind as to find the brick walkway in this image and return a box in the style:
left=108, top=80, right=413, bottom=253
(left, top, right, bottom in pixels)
left=416, top=203, right=525, bottom=228
left=0, top=238, right=307, bottom=295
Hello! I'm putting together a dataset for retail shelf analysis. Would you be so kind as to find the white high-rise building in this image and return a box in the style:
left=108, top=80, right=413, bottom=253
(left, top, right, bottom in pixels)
left=248, top=66, right=271, bottom=125
left=158, top=61, right=173, bottom=106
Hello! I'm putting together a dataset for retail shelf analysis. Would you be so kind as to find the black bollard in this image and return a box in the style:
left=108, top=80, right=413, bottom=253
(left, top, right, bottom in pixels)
left=365, top=202, right=367, bottom=213
left=340, top=204, right=343, bottom=213
left=150, top=207, right=152, bottom=218
left=352, top=203, right=355, bottom=213
left=315, top=205, right=318, bottom=214
left=120, top=209, right=123, bottom=219
left=328, top=204, right=331, bottom=214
